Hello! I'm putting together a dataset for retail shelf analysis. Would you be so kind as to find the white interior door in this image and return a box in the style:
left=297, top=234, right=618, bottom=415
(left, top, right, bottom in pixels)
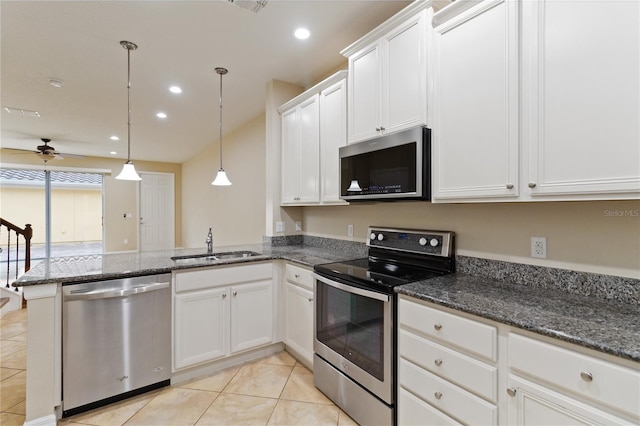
left=140, top=172, right=174, bottom=251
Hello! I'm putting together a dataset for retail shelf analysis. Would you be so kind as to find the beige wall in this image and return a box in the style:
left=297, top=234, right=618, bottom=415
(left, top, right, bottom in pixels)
left=0, top=150, right=182, bottom=252
left=301, top=200, right=640, bottom=278
left=1, top=187, right=102, bottom=244
left=181, top=114, right=266, bottom=249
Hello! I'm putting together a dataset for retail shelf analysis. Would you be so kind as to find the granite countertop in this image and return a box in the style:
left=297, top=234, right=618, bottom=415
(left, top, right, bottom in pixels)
left=397, top=274, right=640, bottom=363
left=14, top=243, right=639, bottom=364
left=12, top=243, right=353, bottom=286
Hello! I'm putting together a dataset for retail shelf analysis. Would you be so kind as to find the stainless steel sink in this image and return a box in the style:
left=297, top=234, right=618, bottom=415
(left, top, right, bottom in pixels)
left=171, top=251, right=261, bottom=263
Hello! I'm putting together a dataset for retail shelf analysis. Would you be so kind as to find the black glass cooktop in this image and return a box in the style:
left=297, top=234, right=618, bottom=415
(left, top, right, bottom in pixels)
left=314, top=256, right=448, bottom=294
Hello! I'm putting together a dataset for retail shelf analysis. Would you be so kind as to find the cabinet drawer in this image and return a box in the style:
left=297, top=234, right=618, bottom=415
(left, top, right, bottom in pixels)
left=175, top=262, right=272, bottom=293
left=400, top=358, right=497, bottom=425
left=285, top=263, right=314, bottom=290
left=399, top=329, right=497, bottom=402
left=509, top=333, right=640, bottom=419
left=399, top=297, right=497, bottom=361
left=398, top=388, right=461, bottom=426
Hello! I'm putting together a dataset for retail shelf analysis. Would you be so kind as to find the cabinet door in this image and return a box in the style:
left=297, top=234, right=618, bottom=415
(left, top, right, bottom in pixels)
left=507, top=375, right=631, bottom=425
left=230, top=280, right=273, bottom=353
left=284, top=282, right=314, bottom=366
left=432, top=0, right=519, bottom=201
left=348, top=42, right=381, bottom=143
left=174, top=287, right=228, bottom=370
left=320, top=79, right=347, bottom=204
left=383, top=10, right=428, bottom=135
left=524, top=0, right=640, bottom=197
left=298, top=95, right=320, bottom=203
left=281, top=107, right=299, bottom=204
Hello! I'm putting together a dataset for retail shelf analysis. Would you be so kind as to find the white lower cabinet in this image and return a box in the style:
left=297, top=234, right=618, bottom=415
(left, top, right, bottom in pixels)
left=283, top=263, right=314, bottom=368
left=173, top=262, right=273, bottom=371
left=398, top=295, right=640, bottom=425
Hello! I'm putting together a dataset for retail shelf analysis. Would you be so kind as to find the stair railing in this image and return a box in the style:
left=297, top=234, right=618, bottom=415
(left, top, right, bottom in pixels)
left=0, top=218, right=33, bottom=290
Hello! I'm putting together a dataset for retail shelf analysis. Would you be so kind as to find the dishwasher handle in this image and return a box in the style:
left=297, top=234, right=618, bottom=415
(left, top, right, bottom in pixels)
left=65, top=281, right=170, bottom=301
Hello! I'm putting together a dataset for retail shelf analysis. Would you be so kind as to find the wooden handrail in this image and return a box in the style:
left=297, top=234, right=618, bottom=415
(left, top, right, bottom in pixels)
left=1, top=219, right=33, bottom=289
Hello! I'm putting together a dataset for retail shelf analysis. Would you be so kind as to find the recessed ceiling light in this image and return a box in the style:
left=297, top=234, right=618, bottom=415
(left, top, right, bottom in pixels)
left=169, top=86, right=182, bottom=94
left=110, top=151, right=117, bottom=155
left=294, top=28, right=310, bottom=40
left=49, top=78, right=64, bottom=88
left=156, top=112, right=167, bottom=119
left=110, top=135, right=119, bottom=141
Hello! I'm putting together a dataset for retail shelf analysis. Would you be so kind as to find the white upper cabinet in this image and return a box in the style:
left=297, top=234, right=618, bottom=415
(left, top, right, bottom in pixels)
left=279, top=71, right=348, bottom=206
left=432, top=0, right=519, bottom=201
left=342, top=2, right=432, bottom=144
left=281, top=95, right=320, bottom=205
left=431, top=0, right=640, bottom=202
left=523, top=0, right=640, bottom=198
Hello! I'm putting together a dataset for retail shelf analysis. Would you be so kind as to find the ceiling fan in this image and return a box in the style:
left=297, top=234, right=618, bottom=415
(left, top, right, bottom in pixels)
left=6, top=138, right=85, bottom=162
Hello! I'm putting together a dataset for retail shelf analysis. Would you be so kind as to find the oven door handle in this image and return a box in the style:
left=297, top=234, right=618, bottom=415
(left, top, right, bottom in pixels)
left=313, top=273, right=390, bottom=302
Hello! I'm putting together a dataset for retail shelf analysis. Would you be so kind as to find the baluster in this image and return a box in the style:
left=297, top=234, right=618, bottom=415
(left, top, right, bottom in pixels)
left=6, top=230, right=10, bottom=288
left=15, top=232, right=19, bottom=290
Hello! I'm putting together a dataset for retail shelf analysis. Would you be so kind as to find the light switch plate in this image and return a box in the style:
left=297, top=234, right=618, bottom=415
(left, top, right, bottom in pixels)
left=295, top=221, right=302, bottom=231
left=275, top=221, right=285, bottom=233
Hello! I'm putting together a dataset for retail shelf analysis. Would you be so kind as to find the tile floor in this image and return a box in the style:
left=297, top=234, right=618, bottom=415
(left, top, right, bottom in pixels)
left=1, top=308, right=358, bottom=426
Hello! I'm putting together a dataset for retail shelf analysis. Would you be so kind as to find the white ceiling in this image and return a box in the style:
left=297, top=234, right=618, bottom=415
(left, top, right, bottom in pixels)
left=0, top=0, right=412, bottom=164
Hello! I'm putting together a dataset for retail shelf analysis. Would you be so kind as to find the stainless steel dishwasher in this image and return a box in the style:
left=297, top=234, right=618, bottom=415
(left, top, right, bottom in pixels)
left=62, top=273, right=171, bottom=417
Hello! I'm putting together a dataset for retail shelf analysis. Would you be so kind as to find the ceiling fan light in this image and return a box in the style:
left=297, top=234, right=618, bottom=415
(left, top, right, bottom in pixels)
left=212, top=169, right=232, bottom=186
left=116, top=162, right=142, bottom=181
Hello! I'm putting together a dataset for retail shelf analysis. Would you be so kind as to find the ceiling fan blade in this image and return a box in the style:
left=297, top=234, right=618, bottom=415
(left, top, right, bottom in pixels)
left=58, top=152, right=85, bottom=159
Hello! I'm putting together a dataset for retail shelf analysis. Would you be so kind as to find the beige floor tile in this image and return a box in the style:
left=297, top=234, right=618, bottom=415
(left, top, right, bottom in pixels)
left=280, top=366, right=332, bottom=405
left=1, top=339, right=26, bottom=358
left=64, top=390, right=159, bottom=426
left=5, top=399, right=25, bottom=416
left=224, top=363, right=293, bottom=399
left=0, top=411, right=25, bottom=426
left=254, top=351, right=297, bottom=366
left=196, top=393, right=277, bottom=426
left=0, top=367, right=22, bottom=381
left=267, top=400, right=340, bottom=426
left=0, top=348, right=26, bottom=369
left=0, top=370, right=25, bottom=411
left=125, top=387, right=218, bottom=426
left=338, top=410, right=359, bottom=426
left=179, top=367, right=239, bottom=392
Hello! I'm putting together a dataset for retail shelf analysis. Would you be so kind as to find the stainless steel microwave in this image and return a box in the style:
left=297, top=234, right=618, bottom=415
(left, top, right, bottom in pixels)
left=339, top=126, right=431, bottom=201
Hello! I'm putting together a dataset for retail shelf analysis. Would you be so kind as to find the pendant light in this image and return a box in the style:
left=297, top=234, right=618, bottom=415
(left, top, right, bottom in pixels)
left=116, top=40, right=142, bottom=181
left=211, top=67, right=232, bottom=186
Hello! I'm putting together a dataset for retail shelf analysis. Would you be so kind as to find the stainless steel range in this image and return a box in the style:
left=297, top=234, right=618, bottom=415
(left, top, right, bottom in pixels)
left=313, top=227, right=455, bottom=425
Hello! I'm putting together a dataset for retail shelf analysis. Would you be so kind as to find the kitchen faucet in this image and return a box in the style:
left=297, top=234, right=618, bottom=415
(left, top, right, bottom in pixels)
left=206, top=228, right=213, bottom=253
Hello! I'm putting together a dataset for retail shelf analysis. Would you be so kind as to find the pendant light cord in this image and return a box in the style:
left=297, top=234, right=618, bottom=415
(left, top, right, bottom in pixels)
left=127, top=45, right=132, bottom=163
left=218, top=70, right=224, bottom=170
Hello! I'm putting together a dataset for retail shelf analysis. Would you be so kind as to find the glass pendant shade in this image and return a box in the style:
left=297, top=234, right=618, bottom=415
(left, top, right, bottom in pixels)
left=116, top=162, right=142, bottom=181
left=347, top=179, right=363, bottom=192
left=211, top=169, right=232, bottom=186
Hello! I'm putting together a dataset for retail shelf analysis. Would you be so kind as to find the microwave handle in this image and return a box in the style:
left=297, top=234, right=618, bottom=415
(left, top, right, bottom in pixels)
left=313, top=273, right=390, bottom=303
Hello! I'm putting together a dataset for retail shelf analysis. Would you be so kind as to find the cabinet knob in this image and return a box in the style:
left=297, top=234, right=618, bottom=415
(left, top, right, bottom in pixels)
left=308, top=298, right=314, bottom=302
left=222, top=293, right=227, bottom=298
left=294, top=274, right=300, bottom=278
left=434, top=323, right=442, bottom=331
left=380, top=126, right=385, bottom=132
left=506, top=183, right=514, bottom=189
left=434, top=359, right=443, bottom=366
left=434, top=392, right=443, bottom=400
left=507, top=387, right=517, bottom=397
left=528, top=182, right=537, bottom=189
left=580, top=371, right=593, bottom=382
left=233, top=291, right=238, bottom=297
left=375, top=127, right=381, bottom=132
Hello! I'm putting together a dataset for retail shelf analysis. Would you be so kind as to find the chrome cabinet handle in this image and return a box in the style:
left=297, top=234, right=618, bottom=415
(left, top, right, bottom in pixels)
left=506, top=183, right=514, bottom=189
left=434, top=392, right=442, bottom=400
left=580, top=371, right=593, bottom=382
left=507, top=387, right=517, bottom=397
left=434, top=323, right=442, bottom=331
left=434, top=359, right=443, bottom=366
left=528, top=182, right=537, bottom=188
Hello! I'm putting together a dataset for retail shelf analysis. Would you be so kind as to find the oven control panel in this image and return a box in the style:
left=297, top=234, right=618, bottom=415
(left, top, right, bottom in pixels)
left=367, top=227, right=454, bottom=257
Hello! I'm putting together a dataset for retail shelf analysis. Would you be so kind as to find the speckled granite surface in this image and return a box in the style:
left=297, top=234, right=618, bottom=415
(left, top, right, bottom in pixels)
left=397, top=274, right=640, bottom=362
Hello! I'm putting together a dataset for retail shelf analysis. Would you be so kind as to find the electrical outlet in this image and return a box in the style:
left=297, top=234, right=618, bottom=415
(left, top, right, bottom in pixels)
left=531, top=237, right=547, bottom=258
left=295, top=221, right=302, bottom=231
left=275, top=221, right=285, bottom=233
left=348, top=224, right=354, bottom=237
left=124, top=238, right=128, bottom=245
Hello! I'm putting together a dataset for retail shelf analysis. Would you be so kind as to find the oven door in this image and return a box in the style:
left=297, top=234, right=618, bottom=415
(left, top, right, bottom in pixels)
left=313, top=273, right=393, bottom=404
